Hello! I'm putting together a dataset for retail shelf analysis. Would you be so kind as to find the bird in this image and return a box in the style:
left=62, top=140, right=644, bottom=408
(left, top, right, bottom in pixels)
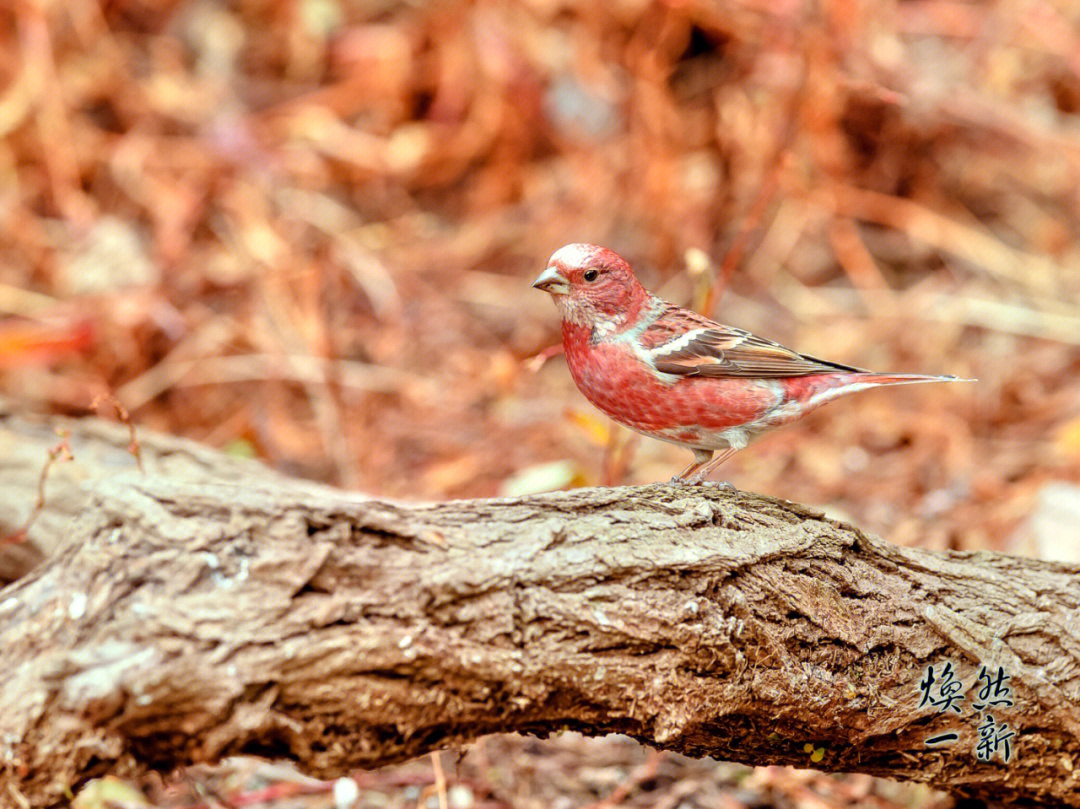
left=532, top=243, right=972, bottom=484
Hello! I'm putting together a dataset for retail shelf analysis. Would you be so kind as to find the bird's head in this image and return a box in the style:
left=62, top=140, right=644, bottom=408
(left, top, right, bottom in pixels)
left=532, top=244, right=650, bottom=326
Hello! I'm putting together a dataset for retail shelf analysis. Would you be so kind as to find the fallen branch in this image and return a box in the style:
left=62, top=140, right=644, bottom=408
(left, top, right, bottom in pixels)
left=0, top=408, right=1077, bottom=807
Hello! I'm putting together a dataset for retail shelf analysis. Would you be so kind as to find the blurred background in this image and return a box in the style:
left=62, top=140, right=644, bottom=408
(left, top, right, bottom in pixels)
left=2, top=0, right=1079, bottom=806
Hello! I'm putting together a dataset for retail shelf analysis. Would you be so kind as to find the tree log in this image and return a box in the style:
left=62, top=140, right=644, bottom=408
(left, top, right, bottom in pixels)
left=0, top=400, right=292, bottom=583
left=0, top=408, right=1078, bottom=808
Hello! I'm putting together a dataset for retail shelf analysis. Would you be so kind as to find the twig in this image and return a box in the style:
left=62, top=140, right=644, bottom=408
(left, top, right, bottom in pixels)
left=707, top=11, right=806, bottom=317
left=176, top=775, right=331, bottom=809
left=524, top=344, right=564, bottom=373
left=91, top=392, right=144, bottom=474
left=118, top=354, right=432, bottom=409
left=826, top=216, right=893, bottom=305
left=777, top=284, right=1080, bottom=346
left=709, top=153, right=788, bottom=317
left=431, top=752, right=448, bottom=809
left=601, top=427, right=639, bottom=487
left=829, top=184, right=1059, bottom=295
left=582, top=749, right=664, bottom=809
left=1, top=429, right=72, bottom=547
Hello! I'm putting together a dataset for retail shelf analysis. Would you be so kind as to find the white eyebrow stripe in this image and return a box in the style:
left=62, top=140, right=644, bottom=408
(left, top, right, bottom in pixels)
left=549, top=243, right=599, bottom=270
left=650, top=328, right=709, bottom=357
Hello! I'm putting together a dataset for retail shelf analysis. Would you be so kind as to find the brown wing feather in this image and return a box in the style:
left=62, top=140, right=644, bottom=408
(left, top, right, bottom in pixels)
left=645, top=304, right=866, bottom=378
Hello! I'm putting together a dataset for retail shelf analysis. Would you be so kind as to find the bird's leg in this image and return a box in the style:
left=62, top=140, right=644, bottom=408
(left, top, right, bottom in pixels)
left=672, top=448, right=713, bottom=484
left=682, top=447, right=739, bottom=487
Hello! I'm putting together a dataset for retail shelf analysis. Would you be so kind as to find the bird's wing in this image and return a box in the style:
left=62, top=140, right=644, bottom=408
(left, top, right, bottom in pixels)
left=641, top=304, right=866, bottom=378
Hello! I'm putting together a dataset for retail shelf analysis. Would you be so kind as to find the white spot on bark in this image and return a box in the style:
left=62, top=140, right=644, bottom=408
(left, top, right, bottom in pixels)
left=398, top=634, right=413, bottom=649
left=3, top=732, right=21, bottom=762
left=68, top=592, right=87, bottom=620
left=333, top=776, right=360, bottom=809
left=593, top=609, right=610, bottom=626
left=60, top=643, right=161, bottom=708
left=213, top=557, right=249, bottom=589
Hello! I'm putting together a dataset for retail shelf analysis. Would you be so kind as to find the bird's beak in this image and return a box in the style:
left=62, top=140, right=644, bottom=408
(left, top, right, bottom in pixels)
left=532, top=265, right=570, bottom=295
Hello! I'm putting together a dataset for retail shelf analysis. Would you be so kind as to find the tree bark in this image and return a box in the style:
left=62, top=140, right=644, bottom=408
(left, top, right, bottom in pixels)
left=1, top=408, right=1078, bottom=808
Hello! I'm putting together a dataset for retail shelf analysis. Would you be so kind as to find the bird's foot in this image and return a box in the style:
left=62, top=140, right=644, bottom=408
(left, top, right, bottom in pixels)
left=670, top=475, right=737, bottom=490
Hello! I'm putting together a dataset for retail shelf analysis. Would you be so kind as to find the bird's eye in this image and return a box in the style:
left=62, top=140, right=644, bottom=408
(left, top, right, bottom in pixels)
left=583, top=269, right=599, bottom=282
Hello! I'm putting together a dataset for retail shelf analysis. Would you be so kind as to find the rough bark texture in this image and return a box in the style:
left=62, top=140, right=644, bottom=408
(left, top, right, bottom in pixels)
left=0, top=401, right=294, bottom=583
left=1, top=408, right=1078, bottom=808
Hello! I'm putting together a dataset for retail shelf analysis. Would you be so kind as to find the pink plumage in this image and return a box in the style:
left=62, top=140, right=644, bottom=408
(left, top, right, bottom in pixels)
left=533, top=243, right=972, bottom=483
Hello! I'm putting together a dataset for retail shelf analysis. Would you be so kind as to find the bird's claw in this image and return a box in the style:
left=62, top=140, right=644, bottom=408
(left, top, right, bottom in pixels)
left=669, top=476, right=737, bottom=491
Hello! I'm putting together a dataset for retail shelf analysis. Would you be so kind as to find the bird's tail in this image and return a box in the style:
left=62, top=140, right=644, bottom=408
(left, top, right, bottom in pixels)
left=782, top=372, right=975, bottom=417
left=854, top=373, right=977, bottom=386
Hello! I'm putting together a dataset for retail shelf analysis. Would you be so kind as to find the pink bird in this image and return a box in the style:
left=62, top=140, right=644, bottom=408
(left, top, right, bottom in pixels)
left=532, top=243, right=972, bottom=484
